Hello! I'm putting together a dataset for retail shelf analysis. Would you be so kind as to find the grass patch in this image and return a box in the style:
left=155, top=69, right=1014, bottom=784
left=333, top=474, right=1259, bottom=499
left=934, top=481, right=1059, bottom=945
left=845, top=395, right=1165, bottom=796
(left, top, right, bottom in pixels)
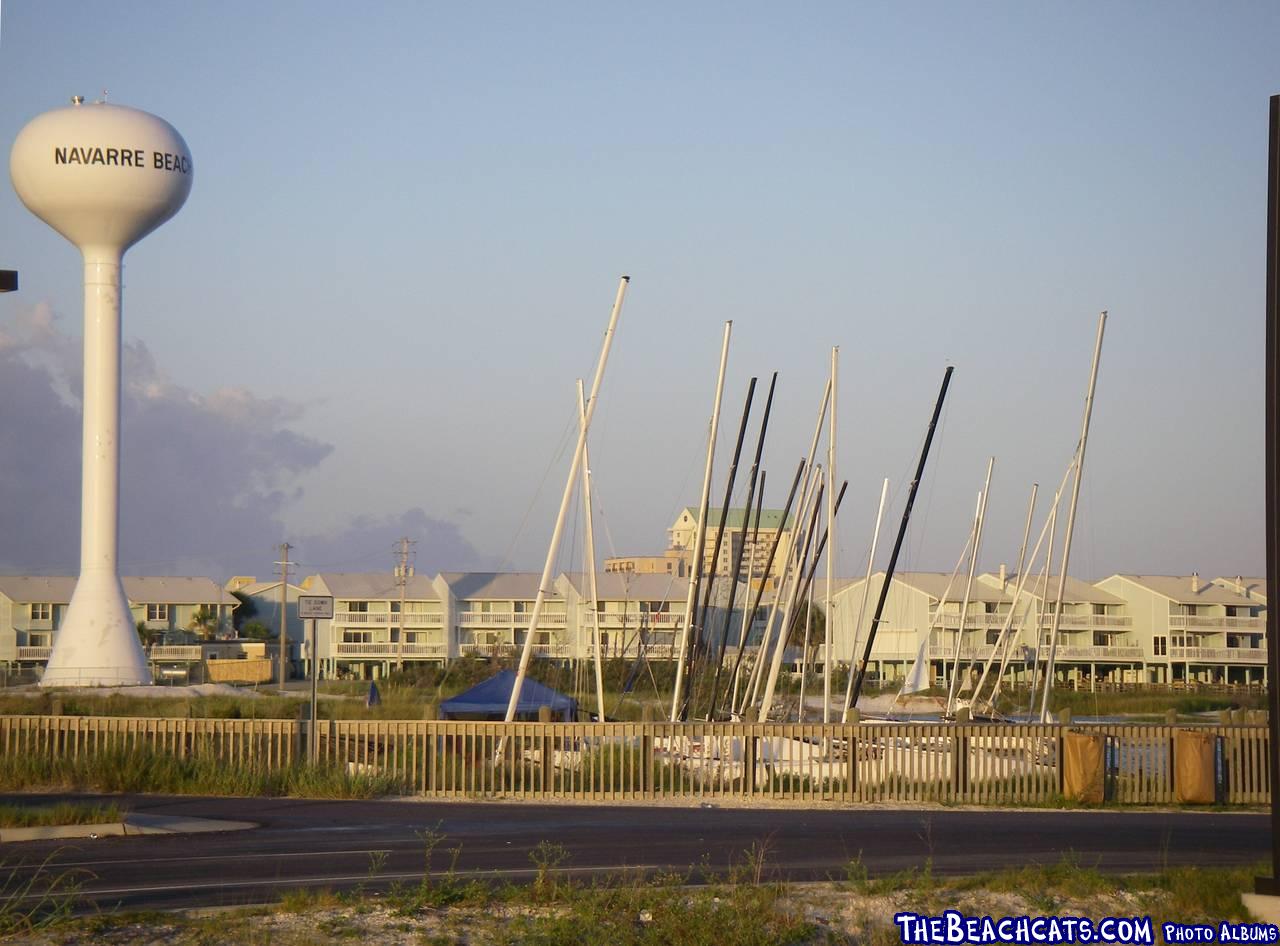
left=0, top=746, right=406, bottom=799
left=0, top=801, right=123, bottom=829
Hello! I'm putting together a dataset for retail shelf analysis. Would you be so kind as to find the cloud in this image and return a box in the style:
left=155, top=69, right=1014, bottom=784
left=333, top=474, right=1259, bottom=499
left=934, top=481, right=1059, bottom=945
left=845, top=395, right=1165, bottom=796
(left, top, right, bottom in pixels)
left=294, top=508, right=495, bottom=576
left=0, top=303, right=485, bottom=581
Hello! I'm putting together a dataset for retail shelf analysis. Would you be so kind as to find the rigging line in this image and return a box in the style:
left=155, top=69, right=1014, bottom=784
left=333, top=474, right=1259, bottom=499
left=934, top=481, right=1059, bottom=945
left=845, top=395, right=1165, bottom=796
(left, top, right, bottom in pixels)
left=496, top=405, right=579, bottom=571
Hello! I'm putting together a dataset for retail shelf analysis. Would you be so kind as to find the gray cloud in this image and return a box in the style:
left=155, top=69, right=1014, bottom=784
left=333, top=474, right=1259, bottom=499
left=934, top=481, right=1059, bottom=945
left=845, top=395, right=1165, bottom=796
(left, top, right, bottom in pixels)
left=0, top=304, right=485, bottom=581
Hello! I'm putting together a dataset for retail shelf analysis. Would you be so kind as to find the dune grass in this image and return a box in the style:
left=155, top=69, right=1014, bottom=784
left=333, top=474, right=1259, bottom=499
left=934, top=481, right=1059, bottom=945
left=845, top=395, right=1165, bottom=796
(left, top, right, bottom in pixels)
left=0, top=746, right=405, bottom=799
left=0, top=801, right=123, bottom=829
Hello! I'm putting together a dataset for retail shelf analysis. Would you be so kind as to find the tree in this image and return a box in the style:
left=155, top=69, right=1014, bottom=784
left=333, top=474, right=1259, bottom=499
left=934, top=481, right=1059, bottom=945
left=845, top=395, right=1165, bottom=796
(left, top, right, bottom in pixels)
left=241, top=620, right=272, bottom=640
left=230, top=591, right=257, bottom=631
left=189, top=605, right=219, bottom=641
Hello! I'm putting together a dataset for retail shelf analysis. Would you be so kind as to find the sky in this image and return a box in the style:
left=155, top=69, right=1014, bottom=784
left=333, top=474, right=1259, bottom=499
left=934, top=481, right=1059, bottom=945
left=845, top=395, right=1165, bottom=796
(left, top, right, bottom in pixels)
left=0, top=2, right=1276, bottom=584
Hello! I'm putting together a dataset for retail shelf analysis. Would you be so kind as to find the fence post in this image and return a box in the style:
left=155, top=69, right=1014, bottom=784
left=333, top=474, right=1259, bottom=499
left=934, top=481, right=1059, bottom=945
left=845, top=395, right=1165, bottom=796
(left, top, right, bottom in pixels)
left=296, top=705, right=308, bottom=764
left=641, top=705, right=655, bottom=797
left=952, top=710, right=969, bottom=801
left=538, top=706, right=552, bottom=790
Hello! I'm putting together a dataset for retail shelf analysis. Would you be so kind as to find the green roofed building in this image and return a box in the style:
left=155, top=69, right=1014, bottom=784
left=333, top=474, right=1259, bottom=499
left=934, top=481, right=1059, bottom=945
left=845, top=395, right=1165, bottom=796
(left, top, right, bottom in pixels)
left=667, top=506, right=795, bottom=583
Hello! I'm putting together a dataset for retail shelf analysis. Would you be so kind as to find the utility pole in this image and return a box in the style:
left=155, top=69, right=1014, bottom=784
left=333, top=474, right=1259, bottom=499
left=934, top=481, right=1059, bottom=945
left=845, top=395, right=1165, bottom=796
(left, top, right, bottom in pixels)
left=274, top=542, right=293, bottom=692
left=394, top=537, right=415, bottom=673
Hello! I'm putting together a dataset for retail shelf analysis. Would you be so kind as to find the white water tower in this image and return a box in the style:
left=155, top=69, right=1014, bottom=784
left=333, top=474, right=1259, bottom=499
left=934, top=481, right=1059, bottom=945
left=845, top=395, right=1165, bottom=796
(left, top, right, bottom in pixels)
left=10, top=99, right=193, bottom=686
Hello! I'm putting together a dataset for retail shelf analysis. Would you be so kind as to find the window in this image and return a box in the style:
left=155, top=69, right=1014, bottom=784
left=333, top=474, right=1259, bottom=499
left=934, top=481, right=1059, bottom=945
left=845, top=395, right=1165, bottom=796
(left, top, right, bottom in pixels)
left=1153, top=636, right=1167, bottom=656
left=342, top=630, right=371, bottom=643
left=29, top=603, right=50, bottom=621
left=986, top=630, right=1001, bottom=645
left=147, top=604, right=169, bottom=622
left=390, top=601, right=400, bottom=613
left=348, top=601, right=369, bottom=613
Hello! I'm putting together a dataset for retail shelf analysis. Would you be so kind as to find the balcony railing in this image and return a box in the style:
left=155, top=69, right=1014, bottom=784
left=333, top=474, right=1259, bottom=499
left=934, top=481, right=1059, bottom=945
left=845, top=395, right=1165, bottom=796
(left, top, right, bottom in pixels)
left=457, top=642, right=572, bottom=658
left=937, top=613, right=1131, bottom=630
left=1049, top=645, right=1144, bottom=661
left=457, top=612, right=567, bottom=627
left=334, top=611, right=443, bottom=626
left=1170, top=646, right=1267, bottom=664
left=334, top=643, right=447, bottom=658
left=1169, top=615, right=1264, bottom=630
left=149, top=645, right=202, bottom=660
left=16, top=646, right=51, bottom=661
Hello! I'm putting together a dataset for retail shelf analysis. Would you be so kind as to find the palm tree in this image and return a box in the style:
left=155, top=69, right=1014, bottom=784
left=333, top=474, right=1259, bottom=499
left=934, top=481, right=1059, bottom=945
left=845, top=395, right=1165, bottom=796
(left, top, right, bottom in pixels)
left=189, top=605, right=220, bottom=641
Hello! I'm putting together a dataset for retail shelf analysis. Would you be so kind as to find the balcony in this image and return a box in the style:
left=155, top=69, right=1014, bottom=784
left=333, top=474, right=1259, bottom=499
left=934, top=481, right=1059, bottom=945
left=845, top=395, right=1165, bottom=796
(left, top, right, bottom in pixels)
left=149, top=645, right=202, bottom=661
left=1049, top=644, right=1144, bottom=661
left=1168, top=615, right=1264, bottom=630
left=937, top=613, right=1131, bottom=631
left=457, top=643, right=571, bottom=658
left=334, top=643, right=447, bottom=659
left=334, top=611, right=443, bottom=626
left=16, top=646, right=51, bottom=661
left=457, top=612, right=567, bottom=627
left=1170, top=646, right=1267, bottom=664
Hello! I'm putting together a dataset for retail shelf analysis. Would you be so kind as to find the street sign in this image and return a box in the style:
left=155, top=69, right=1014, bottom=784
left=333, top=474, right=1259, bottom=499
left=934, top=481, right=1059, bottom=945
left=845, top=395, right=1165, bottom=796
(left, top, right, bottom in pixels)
left=298, top=595, right=334, bottom=620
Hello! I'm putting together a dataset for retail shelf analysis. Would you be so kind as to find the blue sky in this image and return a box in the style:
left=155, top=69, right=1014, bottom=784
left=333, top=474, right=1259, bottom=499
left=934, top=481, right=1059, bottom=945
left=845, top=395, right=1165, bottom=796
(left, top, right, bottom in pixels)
left=0, top=2, right=1276, bottom=581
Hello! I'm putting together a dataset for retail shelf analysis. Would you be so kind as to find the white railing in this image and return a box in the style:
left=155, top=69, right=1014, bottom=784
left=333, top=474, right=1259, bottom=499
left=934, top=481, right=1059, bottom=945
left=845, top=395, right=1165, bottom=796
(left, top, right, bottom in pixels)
left=16, top=646, right=51, bottom=661
left=458, top=612, right=568, bottom=627
left=1051, top=645, right=1145, bottom=661
left=334, top=643, right=447, bottom=658
left=335, top=611, right=444, bottom=626
left=1170, top=646, right=1267, bottom=664
left=149, top=645, right=202, bottom=660
left=1169, top=615, right=1264, bottom=630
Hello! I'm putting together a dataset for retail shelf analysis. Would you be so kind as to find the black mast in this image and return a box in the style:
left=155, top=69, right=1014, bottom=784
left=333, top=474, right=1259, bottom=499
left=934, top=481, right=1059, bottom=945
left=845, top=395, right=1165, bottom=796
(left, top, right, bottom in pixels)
left=848, top=366, right=954, bottom=709
left=682, top=378, right=756, bottom=719
left=708, top=373, right=777, bottom=719
left=723, top=458, right=805, bottom=717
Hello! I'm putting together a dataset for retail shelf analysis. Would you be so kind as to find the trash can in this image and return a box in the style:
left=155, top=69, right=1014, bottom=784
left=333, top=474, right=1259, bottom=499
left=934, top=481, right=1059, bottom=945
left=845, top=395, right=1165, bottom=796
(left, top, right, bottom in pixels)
left=1062, top=729, right=1105, bottom=804
left=1174, top=729, right=1217, bottom=804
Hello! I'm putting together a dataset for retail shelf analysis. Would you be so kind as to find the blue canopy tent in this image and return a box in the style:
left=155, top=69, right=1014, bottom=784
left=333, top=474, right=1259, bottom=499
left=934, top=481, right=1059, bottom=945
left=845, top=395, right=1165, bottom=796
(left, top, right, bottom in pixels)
left=439, top=670, right=578, bottom=722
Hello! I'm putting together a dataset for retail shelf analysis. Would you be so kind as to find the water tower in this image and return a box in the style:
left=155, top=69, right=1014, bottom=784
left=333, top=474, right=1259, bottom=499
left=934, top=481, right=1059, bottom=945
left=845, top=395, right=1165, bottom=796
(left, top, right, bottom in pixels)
left=10, top=99, right=193, bottom=686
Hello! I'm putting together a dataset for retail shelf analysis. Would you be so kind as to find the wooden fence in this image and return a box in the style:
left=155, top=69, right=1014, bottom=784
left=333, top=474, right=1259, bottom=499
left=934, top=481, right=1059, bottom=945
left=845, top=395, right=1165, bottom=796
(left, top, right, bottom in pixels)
left=0, top=716, right=1267, bottom=806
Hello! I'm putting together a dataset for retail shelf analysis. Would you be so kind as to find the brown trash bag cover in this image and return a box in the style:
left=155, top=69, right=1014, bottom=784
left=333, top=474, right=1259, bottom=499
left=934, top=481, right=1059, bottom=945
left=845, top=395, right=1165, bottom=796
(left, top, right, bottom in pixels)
left=1175, top=729, right=1217, bottom=804
left=1062, top=730, right=1105, bottom=803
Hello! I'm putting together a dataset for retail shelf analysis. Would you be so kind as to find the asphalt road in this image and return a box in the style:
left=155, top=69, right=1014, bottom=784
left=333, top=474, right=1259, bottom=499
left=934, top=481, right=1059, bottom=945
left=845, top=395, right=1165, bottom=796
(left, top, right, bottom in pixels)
left=1, top=793, right=1269, bottom=912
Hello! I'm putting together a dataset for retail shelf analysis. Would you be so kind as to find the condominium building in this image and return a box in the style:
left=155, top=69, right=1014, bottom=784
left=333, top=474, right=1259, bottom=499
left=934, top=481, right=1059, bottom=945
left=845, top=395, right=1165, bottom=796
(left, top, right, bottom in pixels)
left=0, top=576, right=238, bottom=667
left=1095, top=574, right=1265, bottom=685
left=667, top=506, right=793, bottom=581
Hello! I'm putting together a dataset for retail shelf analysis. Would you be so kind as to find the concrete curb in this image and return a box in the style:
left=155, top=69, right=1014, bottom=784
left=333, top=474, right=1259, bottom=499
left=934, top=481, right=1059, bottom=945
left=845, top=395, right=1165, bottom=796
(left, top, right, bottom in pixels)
left=0, top=813, right=257, bottom=843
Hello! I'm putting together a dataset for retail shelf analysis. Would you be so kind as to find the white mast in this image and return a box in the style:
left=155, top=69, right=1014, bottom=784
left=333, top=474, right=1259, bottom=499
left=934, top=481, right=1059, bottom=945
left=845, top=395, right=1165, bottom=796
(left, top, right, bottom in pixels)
left=670, top=321, right=731, bottom=721
left=971, top=482, right=1038, bottom=707
left=757, top=468, right=825, bottom=722
left=823, top=346, right=838, bottom=723
left=1028, top=501, right=1058, bottom=715
left=1040, top=311, right=1107, bottom=722
left=945, top=457, right=995, bottom=719
left=841, top=477, right=890, bottom=722
left=504, top=277, right=629, bottom=723
left=577, top=380, right=606, bottom=721
left=742, top=380, right=831, bottom=714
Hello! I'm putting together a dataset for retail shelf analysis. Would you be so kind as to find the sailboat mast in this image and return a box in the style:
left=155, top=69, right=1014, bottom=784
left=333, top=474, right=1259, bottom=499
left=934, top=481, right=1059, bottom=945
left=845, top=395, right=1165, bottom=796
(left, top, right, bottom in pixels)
left=841, top=477, right=889, bottom=723
left=1028, top=501, right=1058, bottom=716
left=683, top=378, right=757, bottom=719
left=849, top=366, right=954, bottom=708
left=1040, top=311, right=1107, bottom=722
left=577, top=380, right=606, bottom=721
left=945, top=459, right=995, bottom=718
left=708, top=373, right=776, bottom=719
left=670, top=321, right=731, bottom=722
left=503, top=276, right=629, bottom=724
left=972, top=482, right=1037, bottom=705
left=757, top=475, right=839, bottom=721
left=824, top=346, right=838, bottom=723
left=743, top=380, right=830, bottom=711
left=726, top=458, right=804, bottom=717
